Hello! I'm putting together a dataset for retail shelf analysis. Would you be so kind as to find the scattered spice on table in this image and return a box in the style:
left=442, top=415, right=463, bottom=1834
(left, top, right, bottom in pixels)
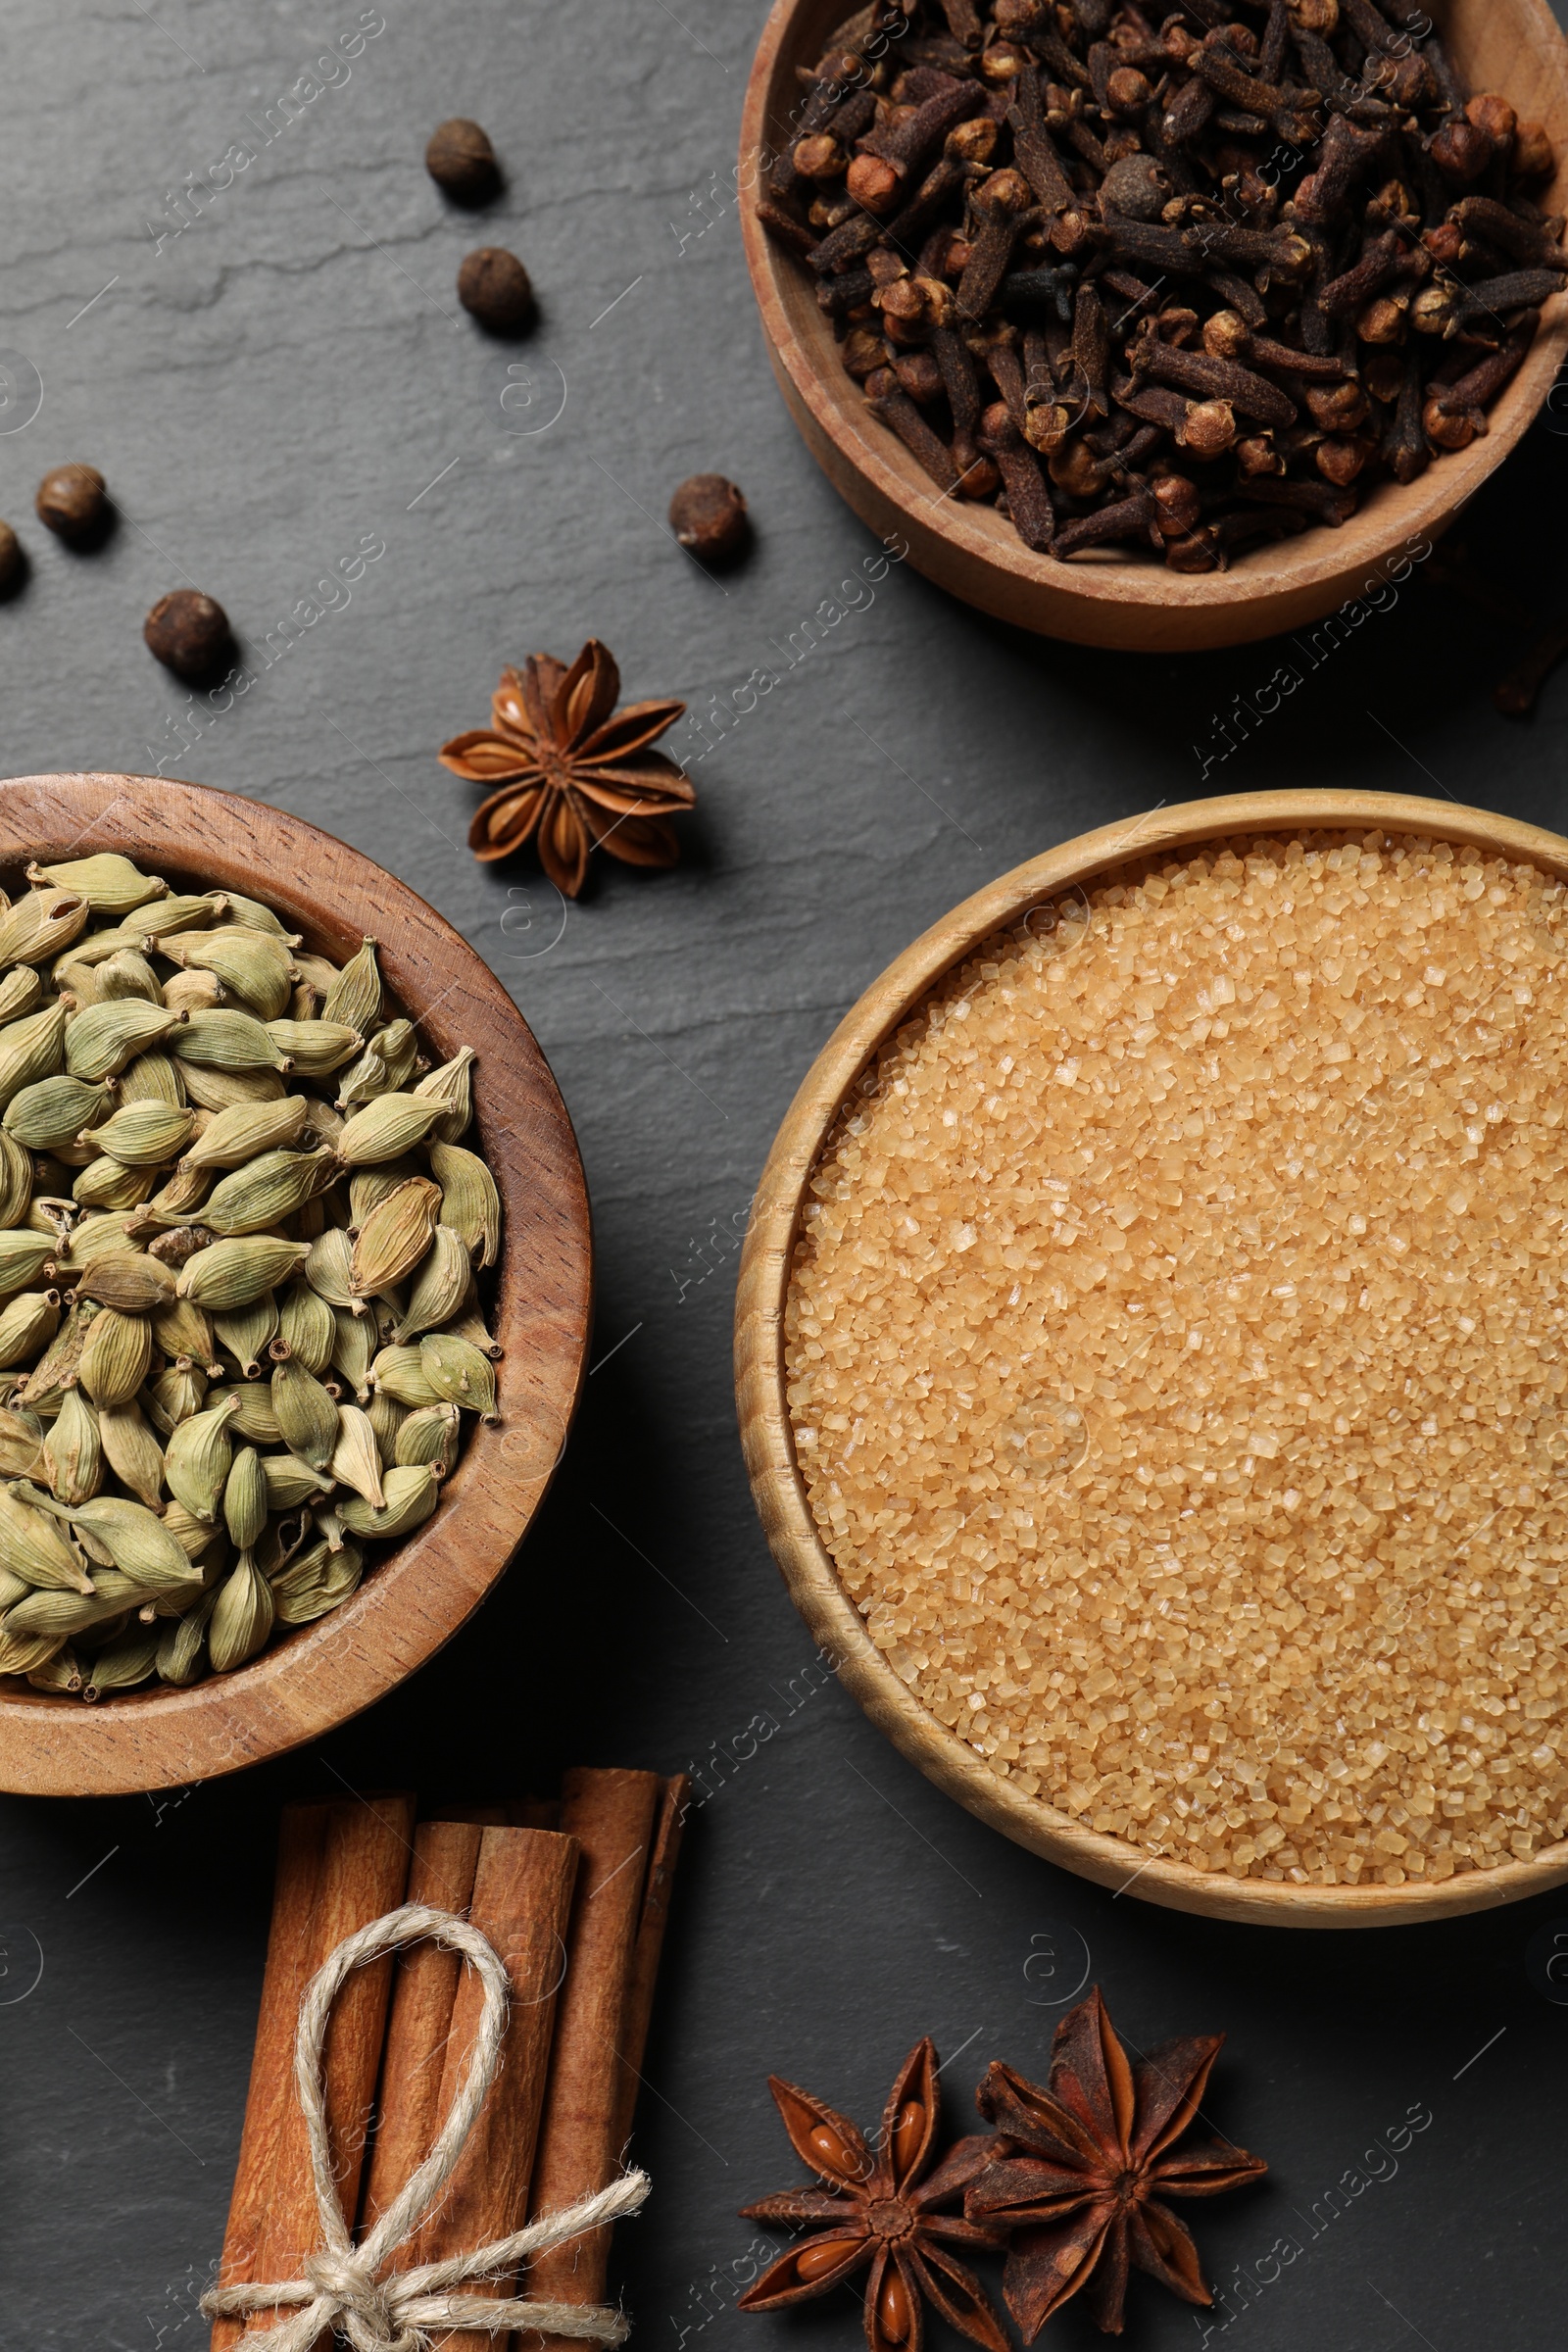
left=788, top=828, right=1568, bottom=1886
left=668, top=473, right=751, bottom=565
left=740, top=2034, right=1008, bottom=2352
left=441, top=638, right=694, bottom=897
left=966, top=1986, right=1266, bottom=2339
left=35, top=464, right=108, bottom=548
left=427, top=117, right=501, bottom=202
left=458, top=245, right=535, bottom=333
left=143, top=588, right=232, bottom=682
left=758, top=0, right=1564, bottom=567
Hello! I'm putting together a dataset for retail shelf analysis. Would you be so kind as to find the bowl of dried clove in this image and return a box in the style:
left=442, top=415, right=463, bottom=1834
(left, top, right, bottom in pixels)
left=0, top=772, right=591, bottom=1795
left=741, top=0, right=1568, bottom=651
left=737, top=787, right=1568, bottom=1926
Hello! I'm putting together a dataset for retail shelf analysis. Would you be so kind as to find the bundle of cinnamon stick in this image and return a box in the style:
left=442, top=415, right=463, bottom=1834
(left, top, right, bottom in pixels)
left=212, top=1769, right=687, bottom=2350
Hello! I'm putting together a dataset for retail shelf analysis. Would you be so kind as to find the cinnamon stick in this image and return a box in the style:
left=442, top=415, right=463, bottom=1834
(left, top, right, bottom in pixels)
left=359, top=1819, right=486, bottom=2235
left=410, top=1827, right=581, bottom=2349
left=523, top=1767, right=664, bottom=2348
left=213, top=1791, right=415, bottom=2349
left=611, top=1775, right=690, bottom=2152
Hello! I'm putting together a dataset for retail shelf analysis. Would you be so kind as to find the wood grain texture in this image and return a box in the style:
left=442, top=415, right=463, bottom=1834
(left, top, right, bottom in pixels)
left=0, top=772, right=592, bottom=1796
left=734, top=789, right=1568, bottom=1928
left=739, top=0, right=1568, bottom=652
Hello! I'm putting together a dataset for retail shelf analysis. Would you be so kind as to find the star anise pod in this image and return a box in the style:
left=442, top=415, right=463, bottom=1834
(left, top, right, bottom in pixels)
left=438, top=638, right=694, bottom=898
left=738, top=2036, right=1009, bottom=2352
left=965, top=1987, right=1266, bottom=2340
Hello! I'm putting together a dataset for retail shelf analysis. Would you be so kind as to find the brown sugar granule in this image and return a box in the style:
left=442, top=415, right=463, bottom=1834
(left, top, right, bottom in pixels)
left=786, top=833, right=1568, bottom=1888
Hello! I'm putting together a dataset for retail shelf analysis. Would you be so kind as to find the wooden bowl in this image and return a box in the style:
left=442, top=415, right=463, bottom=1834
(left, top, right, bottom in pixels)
left=0, top=773, right=591, bottom=1796
left=736, top=788, right=1568, bottom=1926
left=740, top=0, right=1568, bottom=653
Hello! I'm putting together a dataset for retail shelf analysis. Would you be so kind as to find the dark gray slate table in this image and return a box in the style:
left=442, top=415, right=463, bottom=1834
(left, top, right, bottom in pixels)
left=1, top=4, right=1566, bottom=2347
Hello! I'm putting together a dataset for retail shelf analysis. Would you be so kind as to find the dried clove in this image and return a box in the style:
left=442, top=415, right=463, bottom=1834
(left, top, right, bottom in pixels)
left=668, top=476, right=750, bottom=565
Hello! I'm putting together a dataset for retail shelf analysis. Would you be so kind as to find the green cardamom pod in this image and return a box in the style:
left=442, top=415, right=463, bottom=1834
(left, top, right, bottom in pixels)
left=5, top=1074, right=116, bottom=1152
left=222, top=1446, right=268, bottom=1550
left=56, top=1211, right=142, bottom=1268
left=151, top=1295, right=220, bottom=1373
left=177, top=1058, right=287, bottom=1112
left=97, top=1400, right=167, bottom=1513
left=335, top=1093, right=445, bottom=1168
left=44, top=1387, right=100, bottom=1505
left=329, top=1404, right=385, bottom=1506
left=54, top=926, right=137, bottom=974
left=27, top=854, right=168, bottom=912
left=365, top=1388, right=406, bottom=1460
left=164, top=968, right=225, bottom=1016
left=144, top=1363, right=207, bottom=1435
left=172, top=1008, right=292, bottom=1072
left=158, top=926, right=296, bottom=1020
left=221, top=891, right=297, bottom=941
left=18, top=1299, right=96, bottom=1409
left=0, top=1486, right=94, bottom=1592
left=122, top=892, right=221, bottom=940
left=56, top=956, right=102, bottom=1009
left=0, top=1127, right=31, bottom=1229
left=88, top=1101, right=196, bottom=1167
left=331, top=1304, right=375, bottom=1401
left=81, top=1626, right=163, bottom=1697
left=270, top=1538, right=364, bottom=1626
left=0, top=1229, right=59, bottom=1298
left=72, top=1250, right=176, bottom=1314
left=72, top=1155, right=157, bottom=1213
left=164, top=1394, right=240, bottom=1522
left=394, top=1226, right=471, bottom=1344
left=0, top=890, right=90, bottom=968
left=0, top=966, right=43, bottom=1025
left=271, top=1355, right=339, bottom=1470
left=164, top=1499, right=223, bottom=1559
left=369, top=1343, right=440, bottom=1408
left=146, top=1161, right=212, bottom=1219
left=115, top=1051, right=187, bottom=1106
left=157, top=1585, right=219, bottom=1685
left=395, top=1401, right=461, bottom=1477
left=65, top=1000, right=183, bottom=1082
left=222, top=1383, right=283, bottom=1446
left=348, top=1158, right=423, bottom=1227
left=58, top=1496, right=196, bottom=1592
left=181, top=1095, right=309, bottom=1169
left=351, top=1178, right=442, bottom=1298
left=305, top=1225, right=361, bottom=1315
left=6, top=1576, right=131, bottom=1636
left=336, top=1020, right=420, bottom=1109
left=77, top=1307, right=154, bottom=1407
left=261, top=1451, right=334, bottom=1511
left=0, top=1405, right=45, bottom=1482
left=264, top=1020, right=363, bottom=1077
left=428, top=1141, right=502, bottom=1268
left=178, top=1236, right=310, bottom=1310
left=321, top=937, right=382, bottom=1036
left=338, top=1463, right=438, bottom=1542
left=214, top=1293, right=278, bottom=1379
left=0, top=1290, right=58, bottom=1371
left=278, top=1279, right=335, bottom=1376
left=27, top=1642, right=83, bottom=1693
left=0, top=1621, right=73, bottom=1674
left=0, top=1001, right=70, bottom=1109
left=201, top=1146, right=337, bottom=1237
left=209, top=1551, right=274, bottom=1672
left=94, top=949, right=164, bottom=1004
left=414, top=1046, right=476, bottom=1145
left=419, top=1332, right=500, bottom=1421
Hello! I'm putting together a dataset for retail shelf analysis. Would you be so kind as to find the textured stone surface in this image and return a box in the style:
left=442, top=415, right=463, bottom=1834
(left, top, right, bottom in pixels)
left=0, top=3, right=1566, bottom=2347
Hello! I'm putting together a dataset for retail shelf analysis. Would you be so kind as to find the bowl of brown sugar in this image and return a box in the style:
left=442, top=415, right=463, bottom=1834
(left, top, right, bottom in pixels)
left=736, top=789, right=1568, bottom=1926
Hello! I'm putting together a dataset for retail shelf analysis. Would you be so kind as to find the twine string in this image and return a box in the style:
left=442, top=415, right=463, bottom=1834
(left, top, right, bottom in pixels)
left=200, top=1902, right=648, bottom=2352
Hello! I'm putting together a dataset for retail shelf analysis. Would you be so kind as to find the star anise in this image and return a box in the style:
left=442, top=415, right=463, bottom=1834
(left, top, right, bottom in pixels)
left=964, top=1987, right=1266, bottom=2341
left=438, top=638, right=694, bottom=898
left=739, top=2037, right=1009, bottom=2352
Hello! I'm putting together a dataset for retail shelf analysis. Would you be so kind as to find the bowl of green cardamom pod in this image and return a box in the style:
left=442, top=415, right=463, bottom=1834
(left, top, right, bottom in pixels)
left=0, top=772, right=591, bottom=1794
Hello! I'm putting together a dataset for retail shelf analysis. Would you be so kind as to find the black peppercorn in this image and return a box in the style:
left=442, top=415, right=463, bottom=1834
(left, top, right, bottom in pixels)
left=457, top=247, right=534, bottom=334
left=35, top=464, right=108, bottom=547
left=0, top=523, right=23, bottom=600
left=425, top=118, right=499, bottom=203
left=668, top=474, right=750, bottom=565
left=143, top=589, right=232, bottom=682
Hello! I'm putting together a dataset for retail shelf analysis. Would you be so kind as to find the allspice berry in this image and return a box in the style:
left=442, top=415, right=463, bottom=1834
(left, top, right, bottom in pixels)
left=668, top=474, right=749, bottom=566
left=0, top=523, right=23, bottom=600
left=425, top=119, right=499, bottom=203
left=457, top=247, right=534, bottom=333
left=144, top=589, right=232, bottom=682
left=35, top=464, right=108, bottom=547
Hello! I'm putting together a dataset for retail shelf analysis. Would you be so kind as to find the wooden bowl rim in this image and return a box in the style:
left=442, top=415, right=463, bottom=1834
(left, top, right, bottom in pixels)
left=736, top=788, right=1568, bottom=1927
left=0, top=772, right=591, bottom=1795
left=738, top=0, right=1568, bottom=624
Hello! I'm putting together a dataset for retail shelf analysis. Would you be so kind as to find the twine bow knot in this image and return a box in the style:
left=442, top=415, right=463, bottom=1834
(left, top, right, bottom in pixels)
left=201, top=1903, right=649, bottom=2352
